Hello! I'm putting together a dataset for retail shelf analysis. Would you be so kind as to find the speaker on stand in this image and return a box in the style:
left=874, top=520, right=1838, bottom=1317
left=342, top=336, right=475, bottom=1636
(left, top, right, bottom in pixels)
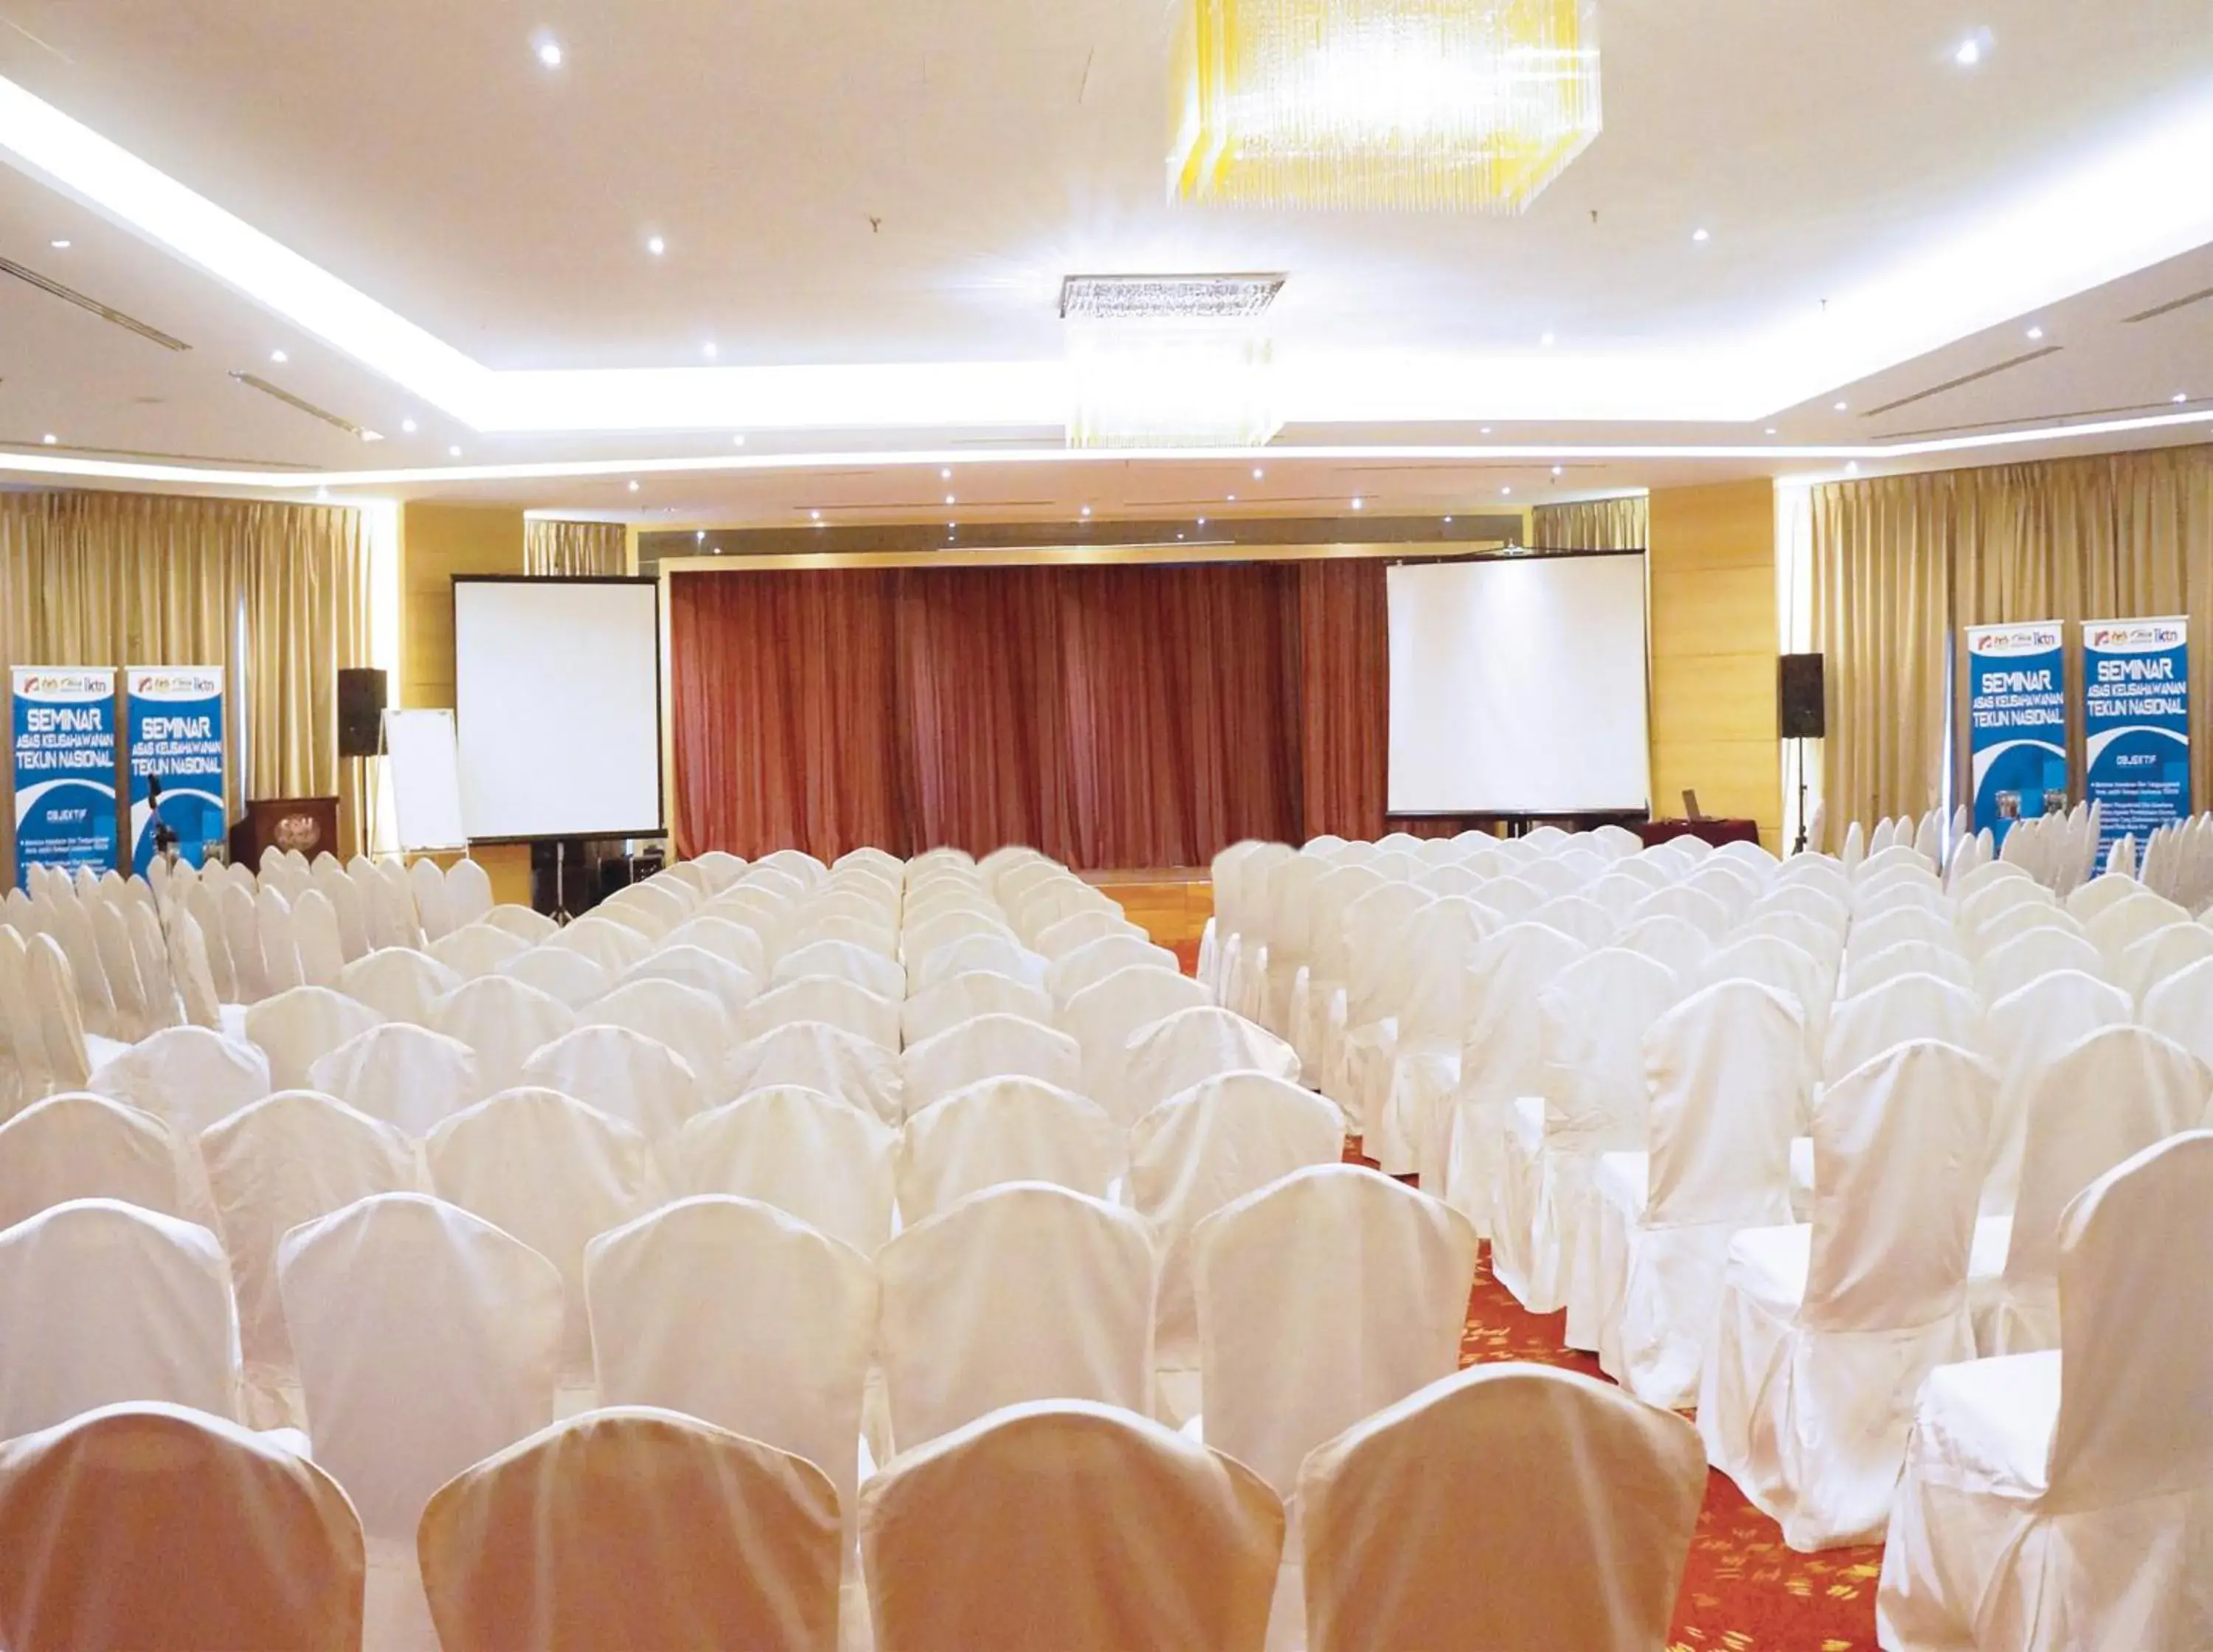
left=338, top=667, right=388, bottom=858
left=1778, top=653, right=1826, bottom=856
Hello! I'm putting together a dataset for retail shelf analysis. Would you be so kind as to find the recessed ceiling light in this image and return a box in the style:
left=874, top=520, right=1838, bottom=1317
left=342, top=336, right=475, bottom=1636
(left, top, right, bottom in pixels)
left=628, top=480, right=640, bottom=493
left=1252, top=467, right=1264, bottom=479
left=1551, top=465, right=1563, bottom=476
left=944, top=494, right=955, bottom=505
left=1502, top=485, right=1513, bottom=496
left=1443, top=516, right=1453, bottom=524
left=1834, top=400, right=1849, bottom=412
left=1350, top=496, right=1364, bottom=510
left=269, top=349, right=287, bottom=364
left=360, top=430, right=384, bottom=443
left=1197, top=517, right=1208, bottom=527
left=702, top=341, right=717, bottom=359
left=1765, top=427, right=1779, bottom=435
left=732, top=434, right=744, bottom=445
left=645, top=235, right=666, bottom=257
left=1846, top=461, right=1861, bottom=473
left=1480, top=426, right=1492, bottom=434
left=1540, top=332, right=1556, bottom=347
left=809, top=510, right=822, bottom=521
left=1227, top=493, right=1237, bottom=502
left=1177, top=532, right=1185, bottom=540
left=696, top=530, right=705, bottom=543
left=401, top=417, right=418, bottom=433
left=2175, top=392, right=2190, bottom=403
left=448, top=445, right=463, bottom=457
left=1954, top=38, right=1982, bottom=66
left=1080, top=505, right=1092, bottom=517
left=47, top=238, right=68, bottom=249
left=536, top=38, right=564, bottom=69
left=41, top=433, right=56, bottom=445
left=1692, top=228, right=1711, bottom=243
left=2026, top=325, right=2045, bottom=340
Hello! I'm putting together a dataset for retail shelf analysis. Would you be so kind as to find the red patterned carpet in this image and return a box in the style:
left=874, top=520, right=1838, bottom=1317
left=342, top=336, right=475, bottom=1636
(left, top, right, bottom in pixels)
left=1351, top=1143, right=1885, bottom=1652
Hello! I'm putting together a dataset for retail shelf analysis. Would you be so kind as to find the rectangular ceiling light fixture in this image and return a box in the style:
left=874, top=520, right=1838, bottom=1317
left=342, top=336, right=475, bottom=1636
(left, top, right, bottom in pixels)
left=1059, top=273, right=1286, bottom=321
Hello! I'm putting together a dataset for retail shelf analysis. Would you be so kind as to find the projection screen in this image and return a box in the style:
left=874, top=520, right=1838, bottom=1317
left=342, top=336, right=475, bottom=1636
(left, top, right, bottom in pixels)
left=452, top=577, right=664, bottom=841
left=1386, top=554, right=1651, bottom=815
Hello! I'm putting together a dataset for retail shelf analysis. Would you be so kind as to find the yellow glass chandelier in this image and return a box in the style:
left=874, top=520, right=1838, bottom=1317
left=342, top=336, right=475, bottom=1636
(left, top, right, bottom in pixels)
left=1171, top=0, right=1603, bottom=212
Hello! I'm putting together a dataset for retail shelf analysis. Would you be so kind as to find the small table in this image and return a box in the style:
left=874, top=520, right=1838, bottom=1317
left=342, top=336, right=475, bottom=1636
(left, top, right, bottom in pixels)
left=1638, top=818, right=1762, bottom=849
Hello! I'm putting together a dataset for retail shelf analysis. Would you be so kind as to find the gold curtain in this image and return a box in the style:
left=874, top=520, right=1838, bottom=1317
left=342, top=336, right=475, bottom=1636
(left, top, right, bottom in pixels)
left=1812, top=443, right=2213, bottom=846
left=524, top=519, right=627, bottom=577
left=0, top=490, right=372, bottom=864
left=1531, top=495, right=1647, bottom=550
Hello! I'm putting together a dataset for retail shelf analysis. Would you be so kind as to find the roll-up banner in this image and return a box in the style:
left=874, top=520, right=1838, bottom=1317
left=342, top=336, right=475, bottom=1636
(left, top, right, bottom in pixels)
left=10, top=667, right=119, bottom=889
left=125, top=666, right=226, bottom=875
left=2083, top=616, right=2190, bottom=859
left=1965, top=622, right=2068, bottom=844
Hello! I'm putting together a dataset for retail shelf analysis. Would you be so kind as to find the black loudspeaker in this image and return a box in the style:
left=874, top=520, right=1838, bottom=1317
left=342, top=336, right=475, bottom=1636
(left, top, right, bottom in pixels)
left=1778, top=653, right=1826, bottom=740
left=337, top=667, right=388, bottom=758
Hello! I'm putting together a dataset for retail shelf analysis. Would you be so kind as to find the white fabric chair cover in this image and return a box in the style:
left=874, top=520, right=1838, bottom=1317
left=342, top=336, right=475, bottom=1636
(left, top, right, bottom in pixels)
left=898, top=1076, right=1121, bottom=1221
left=1844, top=937, right=1971, bottom=996
left=1118, top=1007, right=1301, bottom=1128
left=1878, top=1130, right=2213, bottom=1652
left=901, top=969, right=1054, bottom=1047
left=1981, top=971, right=2133, bottom=1215
left=501, top=943, right=613, bottom=1008
left=675, top=1087, right=898, bottom=1255
left=518, top=1025, right=702, bottom=1141
left=90, top=1024, right=273, bottom=1134
left=2119, top=918, right=2213, bottom=1003
left=1700, top=1038, right=1997, bottom=1549
left=1975, top=1026, right=2212, bottom=1354
left=548, top=916, right=649, bottom=979
left=1035, top=906, right=1143, bottom=958
left=580, top=978, right=730, bottom=1089
left=1824, top=971, right=1984, bottom=1081
left=774, top=937, right=902, bottom=999
left=902, top=907, right=1012, bottom=968
left=1368, top=895, right=1492, bottom=1173
left=406, top=858, right=454, bottom=943
left=598, top=882, right=690, bottom=940
left=1494, top=948, right=1681, bottom=1331
left=910, top=931, right=1049, bottom=995
left=2085, top=890, right=2189, bottom=965
left=418, top=1406, right=841, bottom=1652
left=876, top=1182, right=1156, bottom=1453
left=1126, top=1071, right=1346, bottom=1425
left=429, top=974, right=578, bottom=1092
left=619, top=944, right=759, bottom=1021
left=426, top=922, right=528, bottom=980
left=255, top=886, right=304, bottom=995
left=481, top=903, right=560, bottom=945
left=586, top=1195, right=876, bottom=1538
left=25, top=933, right=93, bottom=1091
left=741, top=974, right=901, bottom=1052
left=899, top=1012, right=1081, bottom=1119
left=1615, top=912, right=1714, bottom=979
left=0, top=1198, right=242, bottom=1437
left=0, top=1092, right=187, bottom=1232
left=1062, top=966, right=1211, bottom=1120
left=244, top=985, right=385, bottom=1092
left=1042, top=934, right=1183, bottom=1012
left=336, top=947, right=463, bottom=1026
left=201, top=1089, right=420, bottom=1385
left=1847, top=902, right=1957, bottom=957
left=277, top=1192, right=562, bottom=1541
left=0, top=1401, right=365, bottom=1652
left=1299, top=1365, right=1704, bottom=1652
left=362, top=862, right=421, bottom=952
left=289, top=887, right=347, bottom=988
left=665, top=914, right=769, bottom=977
left=1592, top=980, right=1809, bottom=1409
left=427, top=1088, right=663, bottom=1375
left=91, top=896, right=151, bottom=1039
left=220, top=878, right=271, bottom=1002
left=443, top=858, right=493, bottom=929
left=311, top=858, right=371, bottom=962
left=860, top=1398, right=1283, bottom=1652
left=168, top=907, right=225, bottom=1031
left=727, top=1020, right=903, bottom=1123
left=1192, top=1165, right=1477, bottom=1496
left=308, top=1022, right=482, bottom=1136
left=2141, top=952, right=2213, bottom=1068
left=1975, top=923, right=2105, bottom=1000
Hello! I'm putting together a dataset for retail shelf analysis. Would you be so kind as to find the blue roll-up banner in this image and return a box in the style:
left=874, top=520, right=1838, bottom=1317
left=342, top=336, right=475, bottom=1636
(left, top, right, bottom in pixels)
left=1966, top=621, right=2068, bottom=844
left=125, top=666, right=226, bottom=875
left=2083, top=616, right=2191, bottom=859
left=11, top=666, right=119, bottom=889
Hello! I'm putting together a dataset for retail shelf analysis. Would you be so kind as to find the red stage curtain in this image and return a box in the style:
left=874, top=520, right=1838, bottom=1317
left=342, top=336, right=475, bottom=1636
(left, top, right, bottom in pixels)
left=671, top=558, right=1398, bottom=868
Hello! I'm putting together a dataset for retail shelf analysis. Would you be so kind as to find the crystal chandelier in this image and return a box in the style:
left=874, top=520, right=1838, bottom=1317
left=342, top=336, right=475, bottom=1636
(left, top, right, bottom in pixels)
left=1171, top=0, right=1604, bottom=212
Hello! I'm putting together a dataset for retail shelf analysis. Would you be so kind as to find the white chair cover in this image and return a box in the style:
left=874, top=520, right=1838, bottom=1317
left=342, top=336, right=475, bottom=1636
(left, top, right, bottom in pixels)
left=876, top=1181, right=1155, bottom=1453
left=405, top=859, right=453, bottom=943
left=586, top=1195, right=877, bottom=1538
left=859, top=1399, right=1283, bottom=1652
left=2141, top=952, right=2213, bottom=1069
left=429, top=974, right=578, bottom=1092
left=255, top=886, right=304, bottom=995
left=501, top=943, right=613, bottom=1008
left=1062, top=966, right=1211, bottom=1120
left=664, top=914, right=769, bottom=976
left=482, top=903, right=561, bottom=945
left=201, top=1089, right=420, bottom=1386
left=1592, top=980, right=1809, bottom=1409
left=1980, top=970, right=2133, bottom=1215
left=288, top=887, right=347, bottom=988
left=900, top=969, right=1055, bottom=1047
left=244, top=985, right=386, bottom=1092
left=308, top=1022, right=482, bottom=1136
left=741, top=974, right=901, bottom=1052
left=619, top=944, right=759, bottom=1021
left=426, top=923, right=528, bottom=980
left=1035, top=906, right=1142, bottom=958
left=1843, top=937, right=1971, bottom=996
left=336, top=947, right=463, bottom=1026
left=910, top=932, right=1049, bottom=995
left=91, top=896, right=151, bottom=1039
left=898, top=1076, right=1122, bottom=1221
left=362, top=862, right=421, bottom=952
left=1879, top=1130, right=2213, bottom=1651
left=774, top=938, right=902, bottom=1000
left=1298, top=1365, right=1704, bottom=1652
left=674, top=1087, right=898, bottom=1256
left=0, top=1401, right=365, bottom=1652
left=0, top=1198, right=241, bottom=1437
left=1824, top=971, right=1984, bottom=1081
left=727, top=1020, right=903, bottom=1123
left=25, top=933, right=93, bottom=1090
left=1700, top=1038, right=1996, bottom=1549
left=0, top=1092, right=187, bottom=1231
left=220, top=878, right=271, bottom=1002
left=443, top=858, right=494, bottom=929
left=1191, top=1165, right=1476, bottom=1496
left=1118, top=1007, right=1301, bottom=1128
left=1045, top=932, right=1187, bottom=1009
left=518, top=1025, right=702, bottom=1140
left=167, top=908, right=225, bottom=1030
left=311, top=859, right=371, bottom=962
left=899, top=1012, right=1081, bottom=1119
left=580, top=978, right=731, bottom=1089
left=90, top=1024, right=272, bottom=1134
left=2118, top=919, right=2213, bottom=1003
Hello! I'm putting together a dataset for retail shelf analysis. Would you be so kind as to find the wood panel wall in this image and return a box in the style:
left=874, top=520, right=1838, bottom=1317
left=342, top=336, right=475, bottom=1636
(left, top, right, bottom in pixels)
left=1646, top=480, right=1782, bottom=851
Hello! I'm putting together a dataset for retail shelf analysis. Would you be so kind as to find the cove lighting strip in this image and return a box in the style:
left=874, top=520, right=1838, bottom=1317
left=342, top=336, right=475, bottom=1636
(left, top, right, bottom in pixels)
left=6, top=71, right=2213, bottom=432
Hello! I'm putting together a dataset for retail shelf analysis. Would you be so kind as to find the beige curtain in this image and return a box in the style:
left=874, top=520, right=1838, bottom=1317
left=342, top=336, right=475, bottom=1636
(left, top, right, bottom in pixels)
left=1531, top=496, right=1647, bottom=551
left=524, top=519, right=627, bottom=577
left=0, top=490, right=372, bottom=864
left=1812, top=443, right=2213, bottom=846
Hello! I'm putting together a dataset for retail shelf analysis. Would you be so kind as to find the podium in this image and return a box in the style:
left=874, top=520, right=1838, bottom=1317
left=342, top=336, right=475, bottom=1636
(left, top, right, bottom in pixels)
left=229, top=796, right=342, bottom=865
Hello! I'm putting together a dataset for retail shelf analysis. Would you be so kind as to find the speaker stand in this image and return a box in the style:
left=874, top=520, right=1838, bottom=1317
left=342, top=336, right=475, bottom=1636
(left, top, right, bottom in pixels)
left=1792, top=736, right=1811, bottom=857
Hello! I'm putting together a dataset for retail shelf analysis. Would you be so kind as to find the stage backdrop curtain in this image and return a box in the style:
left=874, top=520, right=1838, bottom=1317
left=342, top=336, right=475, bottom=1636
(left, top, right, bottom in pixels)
left=671, top=558, right=1393, bottom=868
left=1531, top=496, right=1648, bottom=551
left=0, top=490, right=372, bottom=864
left=523, top=519, right=627, bottom=577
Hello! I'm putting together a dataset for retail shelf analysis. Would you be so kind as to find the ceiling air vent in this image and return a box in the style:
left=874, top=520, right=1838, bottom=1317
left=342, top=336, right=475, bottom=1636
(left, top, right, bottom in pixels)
left=2123, top=284, right=2213, bottom=324
left=229, top=372, right=376, bottom=440
left=1859, top=345, right=2060, bottom=419
left=0, top=254, right=191, bottom=351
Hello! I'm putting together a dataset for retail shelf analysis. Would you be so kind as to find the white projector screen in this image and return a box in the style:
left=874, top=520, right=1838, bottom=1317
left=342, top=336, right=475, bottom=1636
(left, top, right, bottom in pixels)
left=453, top=577, right=664, bottom=840
left=1387, top=555, right=1651, bottom=815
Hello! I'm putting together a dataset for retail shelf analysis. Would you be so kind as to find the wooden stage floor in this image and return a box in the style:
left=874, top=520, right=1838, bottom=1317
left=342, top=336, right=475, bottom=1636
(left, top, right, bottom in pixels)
left=1083, top=869, right=1212, bottom=965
